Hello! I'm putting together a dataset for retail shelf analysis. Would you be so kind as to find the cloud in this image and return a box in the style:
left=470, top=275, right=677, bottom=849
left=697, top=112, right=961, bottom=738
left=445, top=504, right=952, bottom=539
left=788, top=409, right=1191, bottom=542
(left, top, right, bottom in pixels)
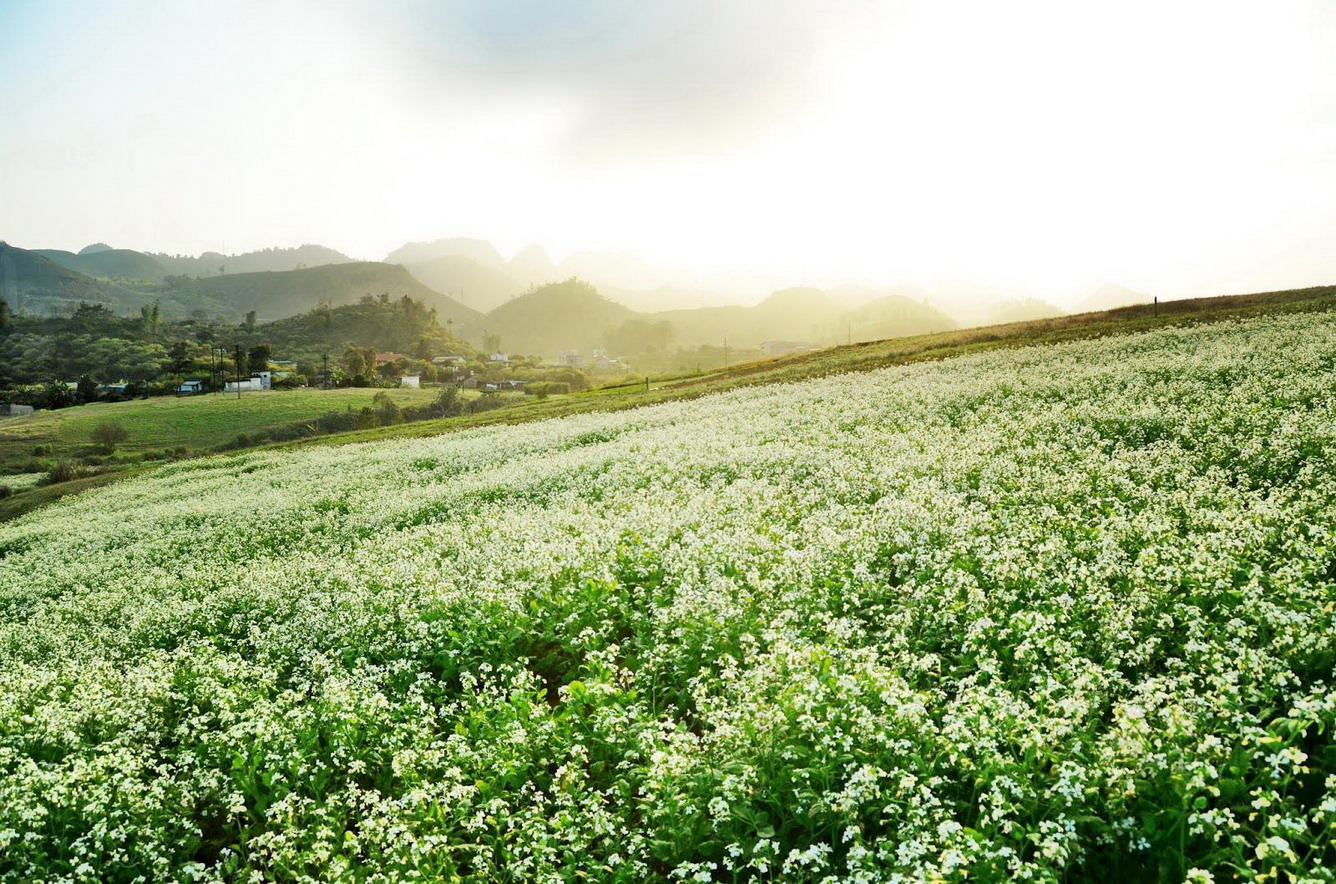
left=375, top=0, right=886, bottom=157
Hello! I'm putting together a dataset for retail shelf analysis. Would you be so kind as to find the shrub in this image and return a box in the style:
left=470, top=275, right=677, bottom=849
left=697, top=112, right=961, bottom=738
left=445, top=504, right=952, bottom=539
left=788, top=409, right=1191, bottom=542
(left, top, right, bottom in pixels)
left=41, top=460, right=81, bottom=485
left=90, top=420, right=129, bottom=453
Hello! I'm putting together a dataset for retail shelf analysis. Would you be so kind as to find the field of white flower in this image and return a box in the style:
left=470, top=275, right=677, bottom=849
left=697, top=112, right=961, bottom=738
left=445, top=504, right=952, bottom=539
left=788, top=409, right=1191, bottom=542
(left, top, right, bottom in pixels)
left=1, top=313, right=1334, bottom=883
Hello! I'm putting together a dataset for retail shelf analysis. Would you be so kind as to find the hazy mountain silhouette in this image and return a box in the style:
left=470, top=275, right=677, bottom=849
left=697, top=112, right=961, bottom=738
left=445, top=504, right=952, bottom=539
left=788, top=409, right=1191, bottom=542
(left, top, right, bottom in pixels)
left=0, top=243, right=133, bottom=314
left=150, top=244, right=353, bottom=278
left=1077, top=283, right=1151, bottom=312
left=35, top=248, right=168, bottom=281
left=986, top=298, right=1066, bottom=325
left=835, top=294, right=957, bottom=342
left=196, top=262, right=478, bottom=323
left=507, top=244, right=558, bottom=286
left=398, top=255, right=523, bottom=313
left=465, top=278, right=634, bottom=355
left=385, top=237, right=506, bottom=268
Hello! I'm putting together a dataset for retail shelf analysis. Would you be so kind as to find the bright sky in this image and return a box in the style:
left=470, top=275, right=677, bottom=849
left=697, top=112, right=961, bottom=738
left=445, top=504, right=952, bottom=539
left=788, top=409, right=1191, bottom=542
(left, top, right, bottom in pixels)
left=3, top=0, right=1335, bottom=303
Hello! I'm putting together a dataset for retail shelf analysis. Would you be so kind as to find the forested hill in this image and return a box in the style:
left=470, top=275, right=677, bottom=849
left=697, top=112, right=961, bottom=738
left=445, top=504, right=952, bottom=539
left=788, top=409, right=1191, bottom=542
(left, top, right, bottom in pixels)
left=0, top=243, right=139, bottom=315
left=190, top=262, right=478, bottom=323
left=1, top=244, right=476, bottom=326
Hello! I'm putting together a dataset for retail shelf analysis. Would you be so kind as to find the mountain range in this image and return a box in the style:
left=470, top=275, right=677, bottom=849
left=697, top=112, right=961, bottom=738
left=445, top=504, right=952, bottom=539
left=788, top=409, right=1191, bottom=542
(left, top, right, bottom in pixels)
left=8, top=237, right=1172, bottom=360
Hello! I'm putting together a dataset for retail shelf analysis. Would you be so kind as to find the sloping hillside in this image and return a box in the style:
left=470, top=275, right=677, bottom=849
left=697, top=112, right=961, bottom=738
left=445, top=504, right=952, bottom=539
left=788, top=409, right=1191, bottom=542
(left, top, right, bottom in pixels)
left=3, top=309, right=1334, bottom=881
left=399, top=254, right=523, bottom=312
left=386, top=237, right=506, bottom=268
left=33, top=247, right=167, bottom=281
left=149, top=244, right=353, bottom=278
left=656, top=286, right=841, bottom=347
left=195, top=262, right=478, bottom=323
left=466, top=278, right=634, bottom=355
left=835, top=294, right=958, bottom=342
left=0, top=243, right=137, bottom=314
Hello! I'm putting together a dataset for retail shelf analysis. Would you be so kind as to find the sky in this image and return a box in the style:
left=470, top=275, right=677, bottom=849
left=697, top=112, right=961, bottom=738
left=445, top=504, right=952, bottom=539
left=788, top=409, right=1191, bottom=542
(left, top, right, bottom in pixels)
left=2, top=0, right=1336, bottom=305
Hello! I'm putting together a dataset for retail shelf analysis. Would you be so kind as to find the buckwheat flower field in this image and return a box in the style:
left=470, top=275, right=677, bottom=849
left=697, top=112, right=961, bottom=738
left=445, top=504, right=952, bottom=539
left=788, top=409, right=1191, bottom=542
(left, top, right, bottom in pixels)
left=2, top=315, right=1334, bottom=883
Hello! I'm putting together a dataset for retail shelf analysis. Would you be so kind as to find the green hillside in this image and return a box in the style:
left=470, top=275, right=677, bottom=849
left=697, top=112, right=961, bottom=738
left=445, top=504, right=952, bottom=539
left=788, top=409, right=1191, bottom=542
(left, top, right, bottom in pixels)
left=33, top=247, right=167, bottom=281
left=256, top=294, right=474, bottom=362
left=194, top=262, right=478, bottom=323
left=836, top=293, right=958, bottom=342
left=149, top=244, right=354, bottom=278
left=0, top=243, right=135, bottom=314
left=2, top=303, right=1333, bottom=881
left=466, top=278, right=635, bottom=355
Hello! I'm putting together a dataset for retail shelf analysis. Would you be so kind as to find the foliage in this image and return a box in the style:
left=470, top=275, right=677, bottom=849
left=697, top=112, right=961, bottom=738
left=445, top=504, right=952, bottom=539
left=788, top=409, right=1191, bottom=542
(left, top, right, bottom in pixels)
left=89, top=420, right=130, bottom=452
left=38, top=459, right=81, bottom=484
left=1, top=314, right=1334, bottom=881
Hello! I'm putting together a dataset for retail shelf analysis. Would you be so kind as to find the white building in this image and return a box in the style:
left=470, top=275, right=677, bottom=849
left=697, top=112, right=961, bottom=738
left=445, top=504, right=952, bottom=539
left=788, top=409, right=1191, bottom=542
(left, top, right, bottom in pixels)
left=400, top=375, right=421, bottom=388
left=224, top=371, right=272, bottom=393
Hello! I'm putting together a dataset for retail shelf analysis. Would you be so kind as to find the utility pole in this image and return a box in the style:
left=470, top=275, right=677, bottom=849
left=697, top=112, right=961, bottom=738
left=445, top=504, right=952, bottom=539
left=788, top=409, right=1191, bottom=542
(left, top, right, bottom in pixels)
left=234, top=344, right=243, bottom=400
left=1153, top=296, right=1159, bottom=318
left=723, top=336, right=729, bottom=369
left=322, top=353, right=329, bottom=390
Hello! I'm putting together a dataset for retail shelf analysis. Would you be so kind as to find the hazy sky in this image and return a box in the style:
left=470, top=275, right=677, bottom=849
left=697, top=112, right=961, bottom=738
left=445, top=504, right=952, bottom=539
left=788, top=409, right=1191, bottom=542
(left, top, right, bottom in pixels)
left=3, top=0, right=1336, bottom=302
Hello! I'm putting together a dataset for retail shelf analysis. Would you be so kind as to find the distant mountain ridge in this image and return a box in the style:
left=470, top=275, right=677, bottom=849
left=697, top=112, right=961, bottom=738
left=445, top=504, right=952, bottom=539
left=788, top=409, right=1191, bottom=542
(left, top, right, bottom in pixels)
left=150, top=244, right=355, bottom=278
left=194, top=263, right=477, bottom=323
left=0, top=243, right=134, bottom=314
left=461, top=278, right=959, bottom=358
left=34, top=248, right=167, bottom=281
left=0, top=243, right=474, bottom=324
left=31, top=242, right=356, bottom=282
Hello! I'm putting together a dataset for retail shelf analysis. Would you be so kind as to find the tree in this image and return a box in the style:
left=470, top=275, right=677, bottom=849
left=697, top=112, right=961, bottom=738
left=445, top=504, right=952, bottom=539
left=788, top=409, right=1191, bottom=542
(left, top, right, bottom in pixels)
left=90, top=420, right=129, bottom=452
left=247, top=343, right=272, bottom=373
left=483, top=332, right=501, bottom=354
left=244, top=310, right=257, bottom=332
left=43, top=380, right=73, bottom=410
left=0, top=298, right=9, bottom=330
left=168, top=341, right=193, bottom=374
left=342, top=347, right=367, bottom=378
left=76, top=374, right=100, bottom=403
left=138, top=301, right=161, bottom=335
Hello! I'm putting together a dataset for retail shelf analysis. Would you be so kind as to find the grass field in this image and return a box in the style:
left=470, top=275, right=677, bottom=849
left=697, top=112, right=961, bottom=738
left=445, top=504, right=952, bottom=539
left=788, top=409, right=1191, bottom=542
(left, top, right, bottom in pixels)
left=1, top=311, right=1334, bottom=881
left=0, top=387, right=443, bottom=456
left=0, top=387, right=446, bottom=518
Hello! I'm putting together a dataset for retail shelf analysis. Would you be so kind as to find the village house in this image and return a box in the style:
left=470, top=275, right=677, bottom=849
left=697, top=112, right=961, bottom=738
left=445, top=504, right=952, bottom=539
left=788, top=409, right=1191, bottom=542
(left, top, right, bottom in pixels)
left=176, top=380, right=206, bottom=395
left=224, top=371, right=272, bottom=393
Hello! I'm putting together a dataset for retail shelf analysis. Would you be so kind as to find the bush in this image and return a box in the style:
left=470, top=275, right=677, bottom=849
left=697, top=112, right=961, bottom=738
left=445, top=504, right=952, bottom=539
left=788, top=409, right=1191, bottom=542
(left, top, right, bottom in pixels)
left=41, top=461, right=81, bottom=485
left=0, top=485, right=12, bottom=500
left=90, top=420, right=130, bottom=453
left=469, top=393, right=506, bottom=414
